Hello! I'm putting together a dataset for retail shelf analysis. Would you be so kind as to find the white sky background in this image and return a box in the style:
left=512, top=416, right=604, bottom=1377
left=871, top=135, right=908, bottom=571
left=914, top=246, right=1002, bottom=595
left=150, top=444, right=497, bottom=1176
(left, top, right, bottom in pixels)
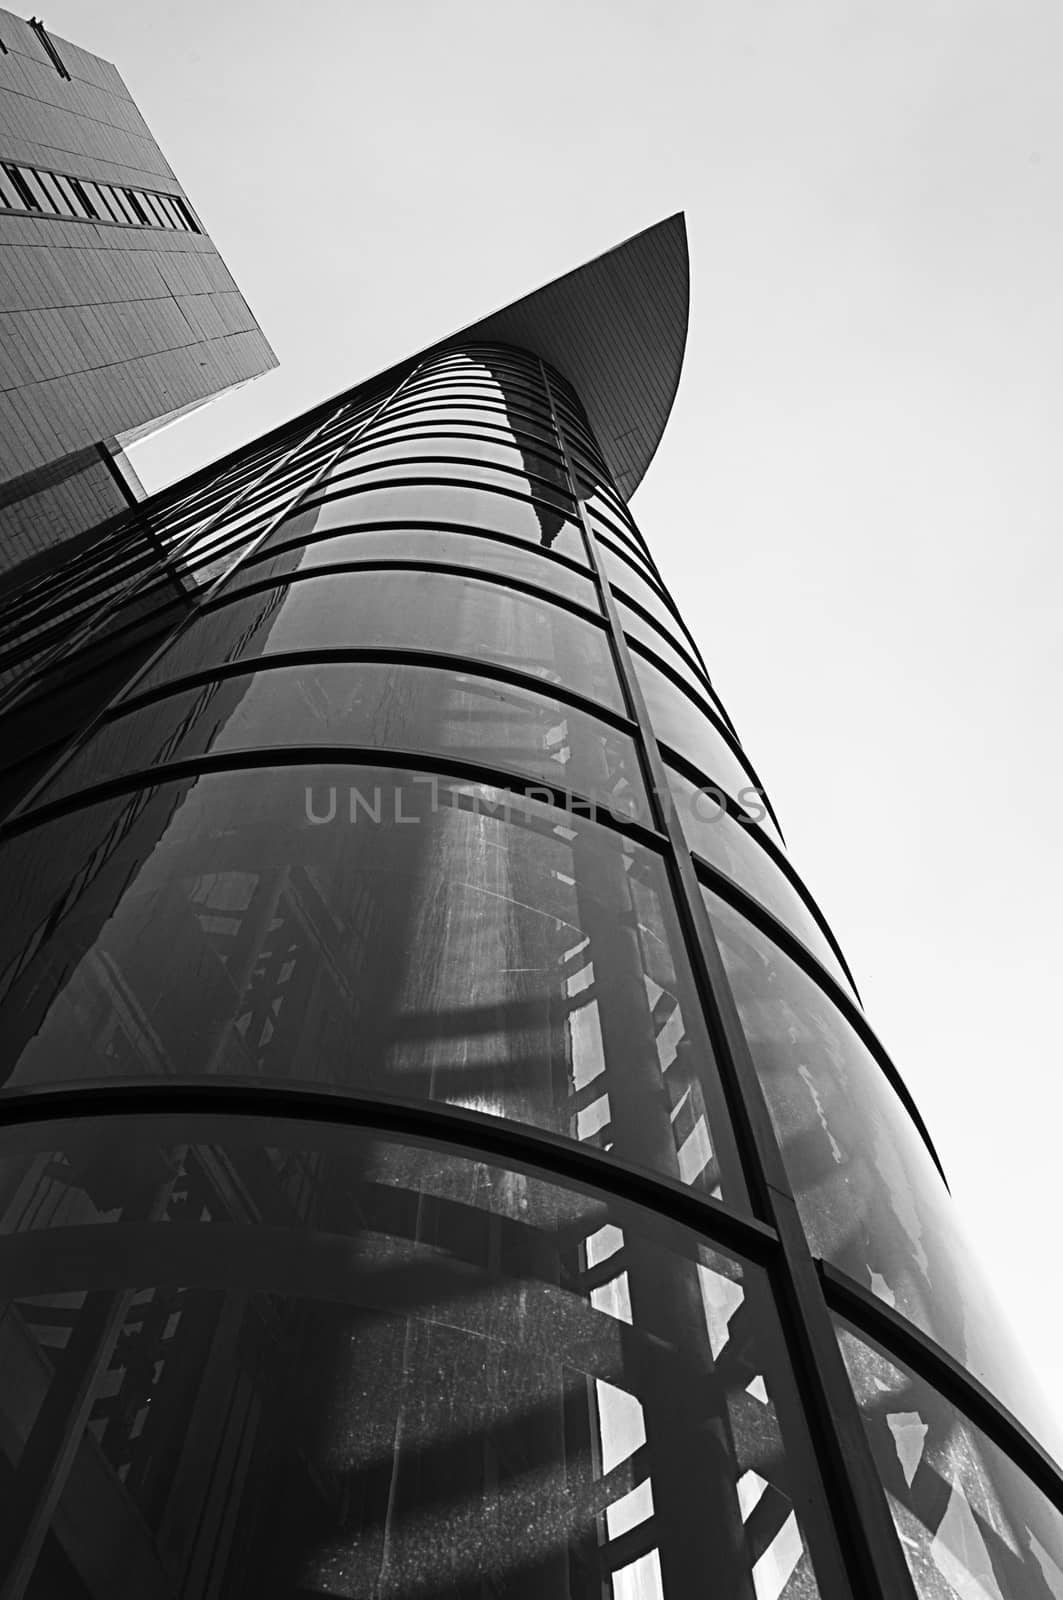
left=48, top=0, right=1063, bottom=1439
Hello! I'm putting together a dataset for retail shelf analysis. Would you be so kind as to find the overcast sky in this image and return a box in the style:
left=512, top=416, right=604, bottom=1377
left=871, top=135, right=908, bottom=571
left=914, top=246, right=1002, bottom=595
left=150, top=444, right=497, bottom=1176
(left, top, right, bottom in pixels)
left=47, top=0, right=1063, bottom=1440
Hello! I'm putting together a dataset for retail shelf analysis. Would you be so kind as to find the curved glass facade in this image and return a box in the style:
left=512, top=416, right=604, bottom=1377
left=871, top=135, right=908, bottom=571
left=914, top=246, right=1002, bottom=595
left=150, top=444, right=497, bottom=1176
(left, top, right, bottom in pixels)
left=0, top=307, right=1058, bottom=1600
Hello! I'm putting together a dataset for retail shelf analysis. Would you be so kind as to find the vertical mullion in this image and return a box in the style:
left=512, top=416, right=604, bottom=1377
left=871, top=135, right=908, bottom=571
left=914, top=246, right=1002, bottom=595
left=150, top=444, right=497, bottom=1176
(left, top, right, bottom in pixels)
left=540, top=357, right=914, bottom=1600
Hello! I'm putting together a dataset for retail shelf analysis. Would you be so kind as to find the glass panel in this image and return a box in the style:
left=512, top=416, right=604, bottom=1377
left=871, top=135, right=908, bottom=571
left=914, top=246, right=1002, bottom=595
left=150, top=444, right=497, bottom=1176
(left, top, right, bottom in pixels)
left=358, top=417, right=566, bottom=467
left=341, top=431, right=564, bottom=481
left=704, top=888, right=1063, bottom=1462
left=377, top=404, right=558, bottom=448
left=299, top=481, right=585, bottom=561
left=0, top=1112, right=838, bottom=1595
left=228, top=522, right=597, bottom=609
left=598, top=543, right=695, bottom=647
left=588, top=512, right=657, bottom=578
left=665, top=764, right=853, bottom=992
left=0, top=767, right=740, bottom=1206
left=634, top=656, right=769, bottom=822
left=403, top=374, right=551, bottom=408
left=618, top=599, right=711, bottom=696
left=320, top=458, right=574, bottom=516
left=837, top=1317, right=1063, bottom=1597
left=396, top=379, right=553, bottom=412
left=41, top=664, right=647, bottom=821
left=130, top=570, right=621, bottom=711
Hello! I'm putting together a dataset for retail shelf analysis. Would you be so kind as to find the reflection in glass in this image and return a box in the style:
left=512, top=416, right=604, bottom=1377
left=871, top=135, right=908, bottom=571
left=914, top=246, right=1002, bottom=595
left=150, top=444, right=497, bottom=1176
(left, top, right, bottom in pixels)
left=374, top=404, right=559, bottom=448
left=320, top=457, right=574, bottom=516
left=664, top=766, right=851, bottom=991
left=41, top=664, right=647, bottom=819
left=0, top=1116, right=830, bottom=1597
left=597, top=544, right=700, bottom=655
left=0, top=768, right=740, bottom=1206
left=634, top=656, right=767, bottom=821
left=338, top=430, right=566, bottom=481
left=300, top=481, right=583, bottom=559
left=704, top=889, right=1063, bottom=1464
left=230, top=523, right=597, bottom=608
left=129, top=569, right=623, bottom=711
left=837, top=1318, right=1063, bottom=1600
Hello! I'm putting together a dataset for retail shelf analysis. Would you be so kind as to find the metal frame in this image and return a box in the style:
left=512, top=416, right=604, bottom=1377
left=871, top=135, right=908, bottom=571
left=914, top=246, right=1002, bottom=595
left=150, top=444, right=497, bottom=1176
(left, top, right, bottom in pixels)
left=541, top=356, right=919, bottom=1600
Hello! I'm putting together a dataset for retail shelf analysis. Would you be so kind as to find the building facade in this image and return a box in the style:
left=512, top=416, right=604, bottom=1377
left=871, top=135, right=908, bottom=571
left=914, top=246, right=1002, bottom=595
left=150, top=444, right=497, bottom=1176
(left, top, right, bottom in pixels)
left=0, top=9, right=276, bottom=578
left=0, top=217, right=1059, bottom=1600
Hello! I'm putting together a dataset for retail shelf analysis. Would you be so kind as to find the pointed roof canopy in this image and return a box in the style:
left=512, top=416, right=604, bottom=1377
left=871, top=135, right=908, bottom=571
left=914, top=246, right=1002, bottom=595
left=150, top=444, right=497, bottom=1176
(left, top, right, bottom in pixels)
left=333, top=215, right=690, bottom=502
left=429, top=213, right=690, bottom=500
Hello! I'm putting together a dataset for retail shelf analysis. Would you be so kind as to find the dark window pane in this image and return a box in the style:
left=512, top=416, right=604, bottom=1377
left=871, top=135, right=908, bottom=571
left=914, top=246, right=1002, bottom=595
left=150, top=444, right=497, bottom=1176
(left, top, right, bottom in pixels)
left=664, top=763, right=853, bottom=992
left=81, top=180, right=123, bottom=221
left=836, top=1317, right=1063, bottom=1594
left=403, top=375, right=551, bottom=411
left=229, top=522, right=598, bottom=610
left=342, top=431, right=564, bottom=480
left=0, top=768, right=739, bottom=1204
left=153, top=192, right=185, bottom=227
left=42, top=664, right=647, bottom=820
left=634, top=655, right=768, bottom=820
left=13, top=167, right=50, bottom=210
left=705, top=887, right=1061, bottom=1461
left=378, top=404, right=558, bottom=448
left=130, top=570, right=622, bottom=710
left=0, top=1113, right=838, bottom=1593
left=301, top=481, right=585, bottom=561
left=34, top=169, right=78, bottom=215
left=358, top=417, right=565, bottom=467
left=321, top=458, right=575, bottom=517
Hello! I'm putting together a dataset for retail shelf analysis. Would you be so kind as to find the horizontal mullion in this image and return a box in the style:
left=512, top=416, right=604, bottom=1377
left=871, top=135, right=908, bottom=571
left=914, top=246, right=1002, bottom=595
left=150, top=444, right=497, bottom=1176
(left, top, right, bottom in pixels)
left=399, top=374, right=553, bottom=408
left=658, top=740, right=783, bottom=845
left=820, top=1261, right=1063, bottom=1517
left=665, top=743, right=855, bottom=986
left=110, top=647, right=640, bottom=735
left=1, top=745, right=668, bottom=854
left=378, top=398, right=559, bottom=440
left=613, top=585, right=716, bottom=697
left=588, top=509, right=660, bottom=574
left=299, top=473, right=579, bottom=526
left=231, top=515, right=594, bottom=588
left=627, top=634, right=741, bottom=748
left=194, top=556, right=606, bottom=630
left=590, top=524, right=664, bottom=589
left=638, top=654, right=785, bottom=843
left=351, top=417, right=567, bottom=466
left=317, top=454, right=577, bottom=506
left=0, top=1080, right=779, bottom=1269
left=617, top=592, right=716, bottom=697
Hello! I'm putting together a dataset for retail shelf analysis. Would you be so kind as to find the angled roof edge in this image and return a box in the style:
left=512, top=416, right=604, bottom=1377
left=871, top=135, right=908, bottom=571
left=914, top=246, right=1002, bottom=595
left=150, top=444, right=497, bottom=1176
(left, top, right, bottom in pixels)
left=422, top=212, right=690, bottom=500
